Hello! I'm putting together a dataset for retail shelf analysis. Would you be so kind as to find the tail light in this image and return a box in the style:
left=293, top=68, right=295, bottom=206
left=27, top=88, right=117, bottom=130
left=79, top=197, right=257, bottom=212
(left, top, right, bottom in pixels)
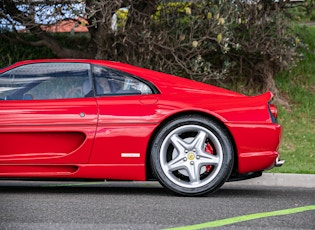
left=268, top=103, right=278, bottom=124
left=269, top=104, right=278, bottom=119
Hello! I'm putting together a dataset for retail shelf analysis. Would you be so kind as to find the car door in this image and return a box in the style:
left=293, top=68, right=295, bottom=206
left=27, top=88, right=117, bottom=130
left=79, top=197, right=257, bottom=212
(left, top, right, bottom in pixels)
left=0, top=62, right=98, bottom=164
left=88, top=65, right=159, bottom=167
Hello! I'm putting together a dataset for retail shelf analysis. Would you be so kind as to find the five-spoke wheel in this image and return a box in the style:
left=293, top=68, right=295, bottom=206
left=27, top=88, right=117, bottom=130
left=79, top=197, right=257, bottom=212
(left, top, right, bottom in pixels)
left=151, top=115, right=234, bottom=196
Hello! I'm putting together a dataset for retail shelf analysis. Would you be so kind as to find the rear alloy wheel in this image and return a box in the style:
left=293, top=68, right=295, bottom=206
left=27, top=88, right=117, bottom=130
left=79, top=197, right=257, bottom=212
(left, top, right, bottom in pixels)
left=151, top=115, right=234, bottom=196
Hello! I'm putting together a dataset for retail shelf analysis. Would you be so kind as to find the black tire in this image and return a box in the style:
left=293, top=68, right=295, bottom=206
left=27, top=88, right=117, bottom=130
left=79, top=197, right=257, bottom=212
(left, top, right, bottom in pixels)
left=150, top=114, right=234, bottom=196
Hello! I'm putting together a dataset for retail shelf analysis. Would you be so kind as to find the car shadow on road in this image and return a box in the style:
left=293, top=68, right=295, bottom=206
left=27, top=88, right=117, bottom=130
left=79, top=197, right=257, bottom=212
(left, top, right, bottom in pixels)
left=0, top=180, right=171, bottom=196
left=0, top=180, right=299, bottom=198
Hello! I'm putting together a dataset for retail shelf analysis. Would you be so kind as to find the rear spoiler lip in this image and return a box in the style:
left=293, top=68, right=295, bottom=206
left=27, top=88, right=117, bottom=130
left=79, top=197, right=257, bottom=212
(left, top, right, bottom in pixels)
left=253, top=91, right=273, bottom=103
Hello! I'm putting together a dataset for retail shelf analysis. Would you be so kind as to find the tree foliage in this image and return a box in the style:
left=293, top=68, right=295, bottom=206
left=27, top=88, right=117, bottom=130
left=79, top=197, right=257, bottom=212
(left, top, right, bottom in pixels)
left=0, top=0, right=302, bottom=96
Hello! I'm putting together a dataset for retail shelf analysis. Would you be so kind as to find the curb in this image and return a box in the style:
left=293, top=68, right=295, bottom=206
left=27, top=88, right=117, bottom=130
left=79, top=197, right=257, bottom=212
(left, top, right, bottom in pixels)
left=226, top=173, right=315, bottom=188
left=0, top=173, right=314, bottom=189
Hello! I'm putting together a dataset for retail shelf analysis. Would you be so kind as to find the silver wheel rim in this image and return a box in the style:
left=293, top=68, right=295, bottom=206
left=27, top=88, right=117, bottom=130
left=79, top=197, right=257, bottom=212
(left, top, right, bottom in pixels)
left=159, top=125, right=223, bottom=189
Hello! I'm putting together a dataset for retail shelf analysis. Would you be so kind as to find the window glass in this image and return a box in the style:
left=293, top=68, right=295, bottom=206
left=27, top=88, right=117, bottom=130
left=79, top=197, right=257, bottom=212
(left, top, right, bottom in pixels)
left=92, top=65, right=153, bottom=96
left=0, top=63, right=90, bottom=100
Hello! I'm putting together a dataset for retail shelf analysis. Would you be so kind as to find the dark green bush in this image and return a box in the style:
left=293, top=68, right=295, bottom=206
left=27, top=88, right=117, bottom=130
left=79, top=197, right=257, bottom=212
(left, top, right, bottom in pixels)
left=0, top=33, right=90, bottom=68
left=0, top=34, right=55, bottom=67
left=126, top=0, right=302, bottom=94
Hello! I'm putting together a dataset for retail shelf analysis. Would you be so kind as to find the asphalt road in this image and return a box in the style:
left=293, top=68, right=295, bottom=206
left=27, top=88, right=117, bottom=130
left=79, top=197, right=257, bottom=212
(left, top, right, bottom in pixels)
left=0, top=180, right=314, bottom=230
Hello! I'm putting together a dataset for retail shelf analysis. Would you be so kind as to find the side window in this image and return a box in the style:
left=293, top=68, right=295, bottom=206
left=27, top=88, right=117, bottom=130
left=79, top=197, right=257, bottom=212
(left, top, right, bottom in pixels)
left=92, top=65, right=153, bottom=96
left=0, top=63, right=90, bottom=100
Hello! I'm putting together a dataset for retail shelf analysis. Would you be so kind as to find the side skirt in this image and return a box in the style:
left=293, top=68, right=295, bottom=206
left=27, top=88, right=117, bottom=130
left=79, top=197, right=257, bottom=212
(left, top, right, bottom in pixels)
left=0, top=164, right=146, bottom=181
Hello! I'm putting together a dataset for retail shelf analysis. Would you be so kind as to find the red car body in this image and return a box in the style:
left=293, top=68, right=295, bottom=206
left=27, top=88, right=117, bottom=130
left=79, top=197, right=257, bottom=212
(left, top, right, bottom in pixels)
left=0, top=59, right=283, bottom=195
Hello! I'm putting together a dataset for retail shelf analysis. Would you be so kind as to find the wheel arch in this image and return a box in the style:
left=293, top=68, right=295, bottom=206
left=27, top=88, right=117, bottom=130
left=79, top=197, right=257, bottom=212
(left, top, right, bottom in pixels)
left=145, top=110, right=238, bottom=180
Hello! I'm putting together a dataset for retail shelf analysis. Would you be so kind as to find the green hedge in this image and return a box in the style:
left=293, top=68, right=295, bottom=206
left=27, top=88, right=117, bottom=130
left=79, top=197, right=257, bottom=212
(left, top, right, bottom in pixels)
left=0, top=33, right=90, bottom=68
left=0, top=34, right=55, bottom=68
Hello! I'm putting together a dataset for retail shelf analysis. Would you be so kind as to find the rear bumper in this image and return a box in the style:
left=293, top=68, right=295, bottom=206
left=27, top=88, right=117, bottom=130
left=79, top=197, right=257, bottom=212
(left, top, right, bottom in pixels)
left=227, top=156, right=284, bottom=182
left=226, top=123, right=282, bottom=174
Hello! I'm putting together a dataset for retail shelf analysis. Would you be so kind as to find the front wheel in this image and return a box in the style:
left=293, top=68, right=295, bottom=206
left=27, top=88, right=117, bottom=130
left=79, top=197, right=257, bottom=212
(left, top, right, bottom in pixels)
left=150, top=115, right=234, bottom=196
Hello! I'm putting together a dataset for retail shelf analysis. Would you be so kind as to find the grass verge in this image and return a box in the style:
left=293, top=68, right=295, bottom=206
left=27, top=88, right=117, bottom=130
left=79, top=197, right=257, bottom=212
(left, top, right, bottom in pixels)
left=268, top=25, right=315, bottom=174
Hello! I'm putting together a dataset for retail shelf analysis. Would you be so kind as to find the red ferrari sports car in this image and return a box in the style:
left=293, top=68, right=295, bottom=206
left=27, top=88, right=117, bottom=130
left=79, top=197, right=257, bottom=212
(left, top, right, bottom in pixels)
left=0, top=59, right=283, bottom=196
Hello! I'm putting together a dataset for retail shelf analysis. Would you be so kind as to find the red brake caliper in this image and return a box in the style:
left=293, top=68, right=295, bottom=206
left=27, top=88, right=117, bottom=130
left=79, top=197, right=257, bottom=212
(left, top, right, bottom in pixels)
left=205, top=142, right=213, bottom=172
